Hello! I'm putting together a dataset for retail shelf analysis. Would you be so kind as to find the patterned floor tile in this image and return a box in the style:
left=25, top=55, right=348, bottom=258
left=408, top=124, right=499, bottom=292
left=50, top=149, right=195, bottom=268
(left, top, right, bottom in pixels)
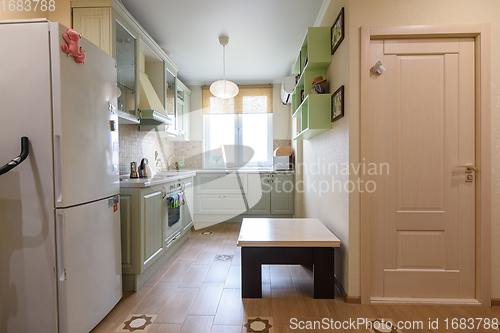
left=366, top=318, right=403, bottom=333
left=215, top=255, right=233, bottom=261
left=116, top=314, right=158, bottom=332
left=243, top=317, right=274, bottom=333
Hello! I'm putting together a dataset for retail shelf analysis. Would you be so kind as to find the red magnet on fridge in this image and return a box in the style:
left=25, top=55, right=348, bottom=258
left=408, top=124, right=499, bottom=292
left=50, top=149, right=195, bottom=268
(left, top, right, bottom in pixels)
left=61, top=29, right=86, bottom=65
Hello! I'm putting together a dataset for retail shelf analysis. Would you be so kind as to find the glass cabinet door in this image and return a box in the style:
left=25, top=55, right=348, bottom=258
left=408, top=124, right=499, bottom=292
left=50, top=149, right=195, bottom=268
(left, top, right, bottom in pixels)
left=166, top=69, right=176, bottom=124
left=116, top=22, right=137, bottom=117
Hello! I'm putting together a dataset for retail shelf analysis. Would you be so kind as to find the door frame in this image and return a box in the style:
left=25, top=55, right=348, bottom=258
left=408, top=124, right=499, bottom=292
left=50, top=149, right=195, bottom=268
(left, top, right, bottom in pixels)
left=360, top=24, right=491, bottom=306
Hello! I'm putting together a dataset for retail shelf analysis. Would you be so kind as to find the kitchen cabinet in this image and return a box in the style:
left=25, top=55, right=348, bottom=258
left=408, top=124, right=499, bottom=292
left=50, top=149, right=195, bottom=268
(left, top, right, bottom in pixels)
left=182, top=177, right=194, bottom=232
left=193, top=172, right=294, bottom=223
left=247, top=174, right=294, bottom=215
left=119, top=178, right=191, bottom=291
left=247, top=174, right=271, bottom=214
left=71, top=0, right=179, bottom=125
left=175, top=78, right=191, bottom=140
left=270, top=174, right=295, bottom=215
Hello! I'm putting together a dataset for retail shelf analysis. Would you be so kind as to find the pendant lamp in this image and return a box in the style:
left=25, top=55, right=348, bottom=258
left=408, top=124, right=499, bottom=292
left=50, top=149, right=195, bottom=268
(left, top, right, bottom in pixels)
left=210, top=36, right=239, bottom=99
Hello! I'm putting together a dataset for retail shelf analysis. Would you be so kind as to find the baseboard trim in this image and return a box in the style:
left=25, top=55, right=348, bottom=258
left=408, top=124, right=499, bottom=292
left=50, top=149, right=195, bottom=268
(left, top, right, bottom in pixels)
left=492, top=299, right=500, bottom=306
left=334, top=275, right=361, bottom=304
left=370, top=297, right=481, bottom=306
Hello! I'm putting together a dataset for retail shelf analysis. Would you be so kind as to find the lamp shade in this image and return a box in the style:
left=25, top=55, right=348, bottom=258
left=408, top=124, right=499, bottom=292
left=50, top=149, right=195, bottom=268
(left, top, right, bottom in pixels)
left=210, top=80, right=239, bottom=99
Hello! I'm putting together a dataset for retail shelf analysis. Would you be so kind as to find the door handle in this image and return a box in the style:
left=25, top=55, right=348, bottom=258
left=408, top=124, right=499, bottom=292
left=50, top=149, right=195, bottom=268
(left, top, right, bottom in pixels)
left=0, top=137, right=29, bottom=176
left=456, top=164, right=476, bottom=172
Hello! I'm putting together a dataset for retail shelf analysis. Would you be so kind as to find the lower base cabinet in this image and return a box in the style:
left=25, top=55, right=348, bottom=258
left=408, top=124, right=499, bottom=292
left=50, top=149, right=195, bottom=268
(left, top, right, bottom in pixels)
left=120, top=177, right=193, bottom=291
left=194, top=173, right=294, bottom=222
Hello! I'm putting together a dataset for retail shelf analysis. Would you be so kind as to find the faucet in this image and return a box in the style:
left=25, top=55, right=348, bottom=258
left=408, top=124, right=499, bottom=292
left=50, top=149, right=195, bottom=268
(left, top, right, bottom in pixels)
left=167, top=154, right=175, bottom=171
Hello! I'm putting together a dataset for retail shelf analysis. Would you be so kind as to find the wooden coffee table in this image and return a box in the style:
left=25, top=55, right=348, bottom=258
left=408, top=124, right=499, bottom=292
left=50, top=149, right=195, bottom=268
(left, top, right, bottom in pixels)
left=237, top=218, right=341, bottom=299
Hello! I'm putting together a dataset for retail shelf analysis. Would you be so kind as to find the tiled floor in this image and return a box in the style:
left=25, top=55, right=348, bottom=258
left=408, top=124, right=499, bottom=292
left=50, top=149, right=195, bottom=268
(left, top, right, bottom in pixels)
left=92, top=222, right=500, bottom=333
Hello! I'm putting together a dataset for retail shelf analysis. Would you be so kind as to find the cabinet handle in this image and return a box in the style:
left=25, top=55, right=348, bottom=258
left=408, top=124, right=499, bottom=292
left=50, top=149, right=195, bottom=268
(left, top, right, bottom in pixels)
left=219, top=195, right=226, bottom=198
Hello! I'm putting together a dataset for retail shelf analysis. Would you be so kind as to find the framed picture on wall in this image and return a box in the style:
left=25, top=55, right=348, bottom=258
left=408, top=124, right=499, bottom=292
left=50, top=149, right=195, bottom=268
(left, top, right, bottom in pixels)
left=331, top=85, right=344, bottom=123
left=331, top=7, right=345, bottom=55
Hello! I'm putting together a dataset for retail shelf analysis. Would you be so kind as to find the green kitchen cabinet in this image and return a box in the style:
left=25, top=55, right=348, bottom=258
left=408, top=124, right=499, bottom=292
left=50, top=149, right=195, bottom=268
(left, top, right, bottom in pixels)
left=247, top=174, right=272, bottom=214
left=270, top=174, right=295, bottom=215
left=182, top=177, right=194, bottom=232
left=71, top=0, right=179, bottom=126
left=246, top=174, right=294, bottom=215
left=119, top=181, right=189, bottom=291
left=175, top=78, right=191, bottom=140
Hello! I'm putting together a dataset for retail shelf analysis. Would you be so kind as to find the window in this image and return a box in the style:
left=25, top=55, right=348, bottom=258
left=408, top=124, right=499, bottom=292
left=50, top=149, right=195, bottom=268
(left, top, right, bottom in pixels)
left=202, top=86, right=273, bottom=168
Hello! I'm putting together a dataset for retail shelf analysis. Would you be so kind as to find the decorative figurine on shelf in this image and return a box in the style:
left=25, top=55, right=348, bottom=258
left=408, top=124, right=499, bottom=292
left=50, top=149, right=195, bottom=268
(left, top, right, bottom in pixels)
left=311, top=76, right=328, bottom=94
left=61, top=29, right=86, bottom=65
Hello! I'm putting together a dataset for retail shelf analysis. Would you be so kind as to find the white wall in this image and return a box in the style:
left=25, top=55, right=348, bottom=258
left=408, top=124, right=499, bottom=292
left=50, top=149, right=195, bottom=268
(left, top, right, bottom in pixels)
left=300, top=0, right=351, bottom=293
left=304, top=0, right=500, bottom=298
left=272, top=83, right=292, bottom=140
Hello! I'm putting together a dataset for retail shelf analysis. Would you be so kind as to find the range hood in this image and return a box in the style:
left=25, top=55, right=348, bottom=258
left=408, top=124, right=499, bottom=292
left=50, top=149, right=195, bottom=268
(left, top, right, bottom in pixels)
left=139, top=71, right=173, bottom=126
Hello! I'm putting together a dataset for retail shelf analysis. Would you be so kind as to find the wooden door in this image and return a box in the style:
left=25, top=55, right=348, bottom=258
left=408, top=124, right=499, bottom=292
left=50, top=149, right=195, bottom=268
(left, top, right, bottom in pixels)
left=367, top=38, right=476, bottom=300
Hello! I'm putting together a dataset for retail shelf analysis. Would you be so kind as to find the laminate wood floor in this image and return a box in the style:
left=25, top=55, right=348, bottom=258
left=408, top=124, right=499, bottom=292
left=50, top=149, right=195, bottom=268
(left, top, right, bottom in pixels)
left=92, top=222, right=500, bottom=333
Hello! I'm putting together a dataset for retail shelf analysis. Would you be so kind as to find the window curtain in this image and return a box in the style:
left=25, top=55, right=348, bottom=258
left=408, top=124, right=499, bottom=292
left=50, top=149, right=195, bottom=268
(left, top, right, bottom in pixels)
left=202, top=85, right=273, bottom=114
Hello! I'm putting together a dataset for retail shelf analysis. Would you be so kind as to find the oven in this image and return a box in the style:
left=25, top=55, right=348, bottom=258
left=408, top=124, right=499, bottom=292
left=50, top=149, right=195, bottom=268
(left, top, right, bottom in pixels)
left=163, top=181, right=184, bottom=243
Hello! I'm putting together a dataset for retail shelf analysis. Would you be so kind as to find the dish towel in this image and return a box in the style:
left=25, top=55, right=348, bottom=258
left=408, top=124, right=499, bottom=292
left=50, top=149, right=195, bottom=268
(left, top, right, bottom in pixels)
left=170, top=194, right=179, bottom=208
left=179, top=193, right=185, bottom=206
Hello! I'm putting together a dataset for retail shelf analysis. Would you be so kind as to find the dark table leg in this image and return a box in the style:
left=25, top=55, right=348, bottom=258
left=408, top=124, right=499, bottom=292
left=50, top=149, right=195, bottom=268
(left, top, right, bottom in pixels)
left=313, top=247, right=335, bottom=299
left=241, top=247, right=262, bottom=298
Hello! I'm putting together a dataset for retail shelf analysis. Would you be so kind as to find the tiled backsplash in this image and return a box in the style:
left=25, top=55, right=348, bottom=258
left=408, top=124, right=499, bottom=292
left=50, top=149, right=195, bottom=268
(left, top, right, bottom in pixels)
left=173, top=140, right=203, bottom=169
left=119, top=125, right=173, bottom=175
left=119, top=127, right=292, bottom=174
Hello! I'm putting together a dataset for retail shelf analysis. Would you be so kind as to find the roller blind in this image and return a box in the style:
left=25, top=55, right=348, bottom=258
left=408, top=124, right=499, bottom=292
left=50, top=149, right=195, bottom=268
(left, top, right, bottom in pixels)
left=202, top=85, right=273, bottom=114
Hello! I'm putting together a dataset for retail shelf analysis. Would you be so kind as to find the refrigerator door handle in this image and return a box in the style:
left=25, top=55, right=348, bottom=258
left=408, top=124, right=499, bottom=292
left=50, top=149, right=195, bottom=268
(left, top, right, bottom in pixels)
left=54, top=135, right=63, bottom=203
left=56, top=213, right=67, bottom=281
left=0, top=136, right=29, bottom=176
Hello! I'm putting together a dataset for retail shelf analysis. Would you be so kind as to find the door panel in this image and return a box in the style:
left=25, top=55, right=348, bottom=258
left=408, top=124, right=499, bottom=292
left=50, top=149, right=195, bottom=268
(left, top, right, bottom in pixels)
left=247, top=174, right=271, bottom=214
left=50, top=23, right=119, bottom=208
left=143, top=190, right=164, bottom=265
left=369, top=38, right=475, bottom=300
left=56, top=199, right=121, bottom=333
left=271, top=174, right=294, bottom=215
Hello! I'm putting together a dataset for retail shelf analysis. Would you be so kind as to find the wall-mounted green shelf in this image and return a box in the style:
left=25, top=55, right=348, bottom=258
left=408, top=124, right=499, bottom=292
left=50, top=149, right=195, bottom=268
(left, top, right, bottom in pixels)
left=292, top=94, right=331, bottom=140
left=291, top=27, right=332, bottom=140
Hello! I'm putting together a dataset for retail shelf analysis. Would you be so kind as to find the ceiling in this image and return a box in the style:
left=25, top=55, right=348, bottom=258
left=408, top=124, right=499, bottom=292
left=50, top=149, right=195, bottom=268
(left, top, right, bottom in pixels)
left=121, top=0, right=326, bottom=85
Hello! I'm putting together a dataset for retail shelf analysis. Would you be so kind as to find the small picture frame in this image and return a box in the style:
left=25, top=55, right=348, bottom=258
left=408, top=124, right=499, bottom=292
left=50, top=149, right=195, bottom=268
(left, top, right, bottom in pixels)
left=331, top=85, right=344, bottom=123
left=331, top=7, right=345, bottom=55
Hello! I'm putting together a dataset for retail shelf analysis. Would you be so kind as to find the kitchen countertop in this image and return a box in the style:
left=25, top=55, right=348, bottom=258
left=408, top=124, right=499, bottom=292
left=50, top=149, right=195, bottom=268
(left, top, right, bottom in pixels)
left=119, top=170, right=197, bottom=188
left=195, top=169, right=294, bottom=174
left=119, top=169, right=294, bottom=188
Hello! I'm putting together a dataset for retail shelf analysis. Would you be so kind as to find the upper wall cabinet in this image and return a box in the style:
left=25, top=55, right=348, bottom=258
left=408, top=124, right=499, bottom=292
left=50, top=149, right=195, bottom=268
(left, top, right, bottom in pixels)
left=71, top=0, right=179, bottom=126
left=175, top=78, right=191, bottom=141
left=291, top=27, right=332, bottom=140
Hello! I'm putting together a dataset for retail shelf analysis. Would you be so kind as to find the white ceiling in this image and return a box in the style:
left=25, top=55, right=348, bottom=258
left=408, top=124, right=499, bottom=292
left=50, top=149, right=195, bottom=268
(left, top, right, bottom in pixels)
left=121, top=0, right=326, bottom=85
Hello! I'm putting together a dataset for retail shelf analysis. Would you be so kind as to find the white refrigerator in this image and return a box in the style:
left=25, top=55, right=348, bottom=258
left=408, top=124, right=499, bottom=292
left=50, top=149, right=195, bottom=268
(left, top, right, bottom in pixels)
left=0, top=20, right=122, bottom=333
